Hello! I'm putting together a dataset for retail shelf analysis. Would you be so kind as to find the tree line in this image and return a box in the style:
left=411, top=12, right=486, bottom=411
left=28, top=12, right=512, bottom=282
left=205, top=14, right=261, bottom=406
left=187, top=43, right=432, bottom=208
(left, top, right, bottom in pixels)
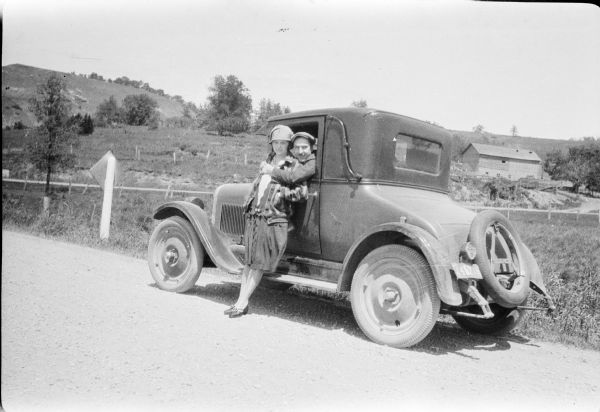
left=543, top=139, right=600, bottom=193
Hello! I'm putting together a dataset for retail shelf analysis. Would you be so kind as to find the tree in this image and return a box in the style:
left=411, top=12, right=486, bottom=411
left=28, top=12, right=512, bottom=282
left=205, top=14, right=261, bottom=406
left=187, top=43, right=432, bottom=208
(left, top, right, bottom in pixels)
left=510, top=125, right=518, bottom=137
left=473, top=124, right=485, bottom=134
left=351, top=99, right=368, bottom=108
left=122, top=94, right=158, bottom=126
left=80, top=114, right=94, bottom=135
left=253, top=98, right=290, bottom=130
left=27, top=74, right=79, bottom=204
left=543, top=142, right=600, bottom=193
left=206, top=75, right=252, bottom=135
left=95, top=96, right=122, bottom=126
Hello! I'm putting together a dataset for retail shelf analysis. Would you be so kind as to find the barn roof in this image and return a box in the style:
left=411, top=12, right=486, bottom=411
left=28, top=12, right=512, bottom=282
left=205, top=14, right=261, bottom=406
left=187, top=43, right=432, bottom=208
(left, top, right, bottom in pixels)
left=465, top=143, right=541, bottom=162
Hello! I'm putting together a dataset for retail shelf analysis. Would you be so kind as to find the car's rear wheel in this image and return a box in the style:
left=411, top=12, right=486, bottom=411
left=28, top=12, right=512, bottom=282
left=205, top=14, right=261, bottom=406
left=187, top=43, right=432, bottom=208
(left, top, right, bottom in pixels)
left=148, top=216, right=204, bottom=292
left=350, top=245, right=440, bottom=348
left=452, top=303, right=528, bottom=335
left=469, top=210, right=531, bottom=307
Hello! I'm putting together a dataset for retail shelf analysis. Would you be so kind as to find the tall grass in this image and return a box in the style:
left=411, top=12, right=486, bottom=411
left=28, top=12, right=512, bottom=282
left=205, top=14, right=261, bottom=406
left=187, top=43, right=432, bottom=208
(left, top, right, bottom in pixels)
left=515, top=221, right=599, bottom=348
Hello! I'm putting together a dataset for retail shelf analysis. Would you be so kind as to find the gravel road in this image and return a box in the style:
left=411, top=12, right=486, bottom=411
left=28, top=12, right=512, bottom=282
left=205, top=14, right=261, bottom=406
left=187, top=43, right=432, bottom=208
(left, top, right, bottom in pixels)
left=2, top=230, right=599, bottom=412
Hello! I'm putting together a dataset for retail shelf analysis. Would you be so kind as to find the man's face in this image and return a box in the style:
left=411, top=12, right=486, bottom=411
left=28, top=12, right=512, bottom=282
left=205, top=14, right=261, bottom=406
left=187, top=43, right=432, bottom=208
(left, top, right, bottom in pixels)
left=293, top=137, right=312, bottom=161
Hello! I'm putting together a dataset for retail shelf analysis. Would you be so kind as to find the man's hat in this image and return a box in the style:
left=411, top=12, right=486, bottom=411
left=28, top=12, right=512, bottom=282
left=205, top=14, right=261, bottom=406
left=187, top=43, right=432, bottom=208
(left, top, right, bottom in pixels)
left=268, top=125, right=293, bottom=143
left=291, top=132, right=316, bottom=145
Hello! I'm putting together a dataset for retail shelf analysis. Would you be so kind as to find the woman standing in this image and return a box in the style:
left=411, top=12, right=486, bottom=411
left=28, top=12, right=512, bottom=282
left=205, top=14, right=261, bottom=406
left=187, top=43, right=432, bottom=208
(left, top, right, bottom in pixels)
left=225, top=125, right=308, bottom=318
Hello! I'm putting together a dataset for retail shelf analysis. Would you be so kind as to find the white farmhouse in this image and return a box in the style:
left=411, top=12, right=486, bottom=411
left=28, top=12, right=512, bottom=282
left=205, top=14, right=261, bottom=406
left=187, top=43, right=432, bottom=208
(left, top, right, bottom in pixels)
left=461, top=143, right=542, bottom=180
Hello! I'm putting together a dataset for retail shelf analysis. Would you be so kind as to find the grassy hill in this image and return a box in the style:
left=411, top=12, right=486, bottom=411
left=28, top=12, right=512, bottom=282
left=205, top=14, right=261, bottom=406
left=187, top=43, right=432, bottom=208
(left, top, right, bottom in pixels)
left=448, top=129, right=589, bottom=160
left=2, top=63, right=591, bottom=159
left=2, top=64, right=185, bottom=128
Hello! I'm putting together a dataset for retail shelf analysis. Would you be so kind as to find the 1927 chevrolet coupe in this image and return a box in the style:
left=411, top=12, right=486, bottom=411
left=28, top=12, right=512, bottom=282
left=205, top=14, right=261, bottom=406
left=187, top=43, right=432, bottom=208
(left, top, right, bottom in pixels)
left=148, top=108, right=555, bottom=348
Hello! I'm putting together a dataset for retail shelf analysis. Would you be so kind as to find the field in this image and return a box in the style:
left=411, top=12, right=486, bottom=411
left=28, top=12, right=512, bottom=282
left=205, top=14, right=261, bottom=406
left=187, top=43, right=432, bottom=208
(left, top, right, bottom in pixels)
left=2, top=126, right=599, bottom=349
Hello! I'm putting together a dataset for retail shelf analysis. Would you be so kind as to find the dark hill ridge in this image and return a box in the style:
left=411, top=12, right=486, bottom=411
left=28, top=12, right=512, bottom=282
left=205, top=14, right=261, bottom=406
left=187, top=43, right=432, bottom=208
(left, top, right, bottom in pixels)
left=2, top=64, right=185, bottom=128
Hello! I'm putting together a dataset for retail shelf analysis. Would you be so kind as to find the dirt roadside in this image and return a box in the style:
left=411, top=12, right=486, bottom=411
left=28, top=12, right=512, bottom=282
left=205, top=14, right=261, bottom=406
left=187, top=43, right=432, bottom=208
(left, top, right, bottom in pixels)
left=2, top=230, right=599, bottom=412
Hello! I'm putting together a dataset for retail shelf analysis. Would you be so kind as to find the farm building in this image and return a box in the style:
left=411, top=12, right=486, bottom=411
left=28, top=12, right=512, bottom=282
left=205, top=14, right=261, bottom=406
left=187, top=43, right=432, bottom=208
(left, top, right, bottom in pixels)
left=461, top=143, right=542, bottom=180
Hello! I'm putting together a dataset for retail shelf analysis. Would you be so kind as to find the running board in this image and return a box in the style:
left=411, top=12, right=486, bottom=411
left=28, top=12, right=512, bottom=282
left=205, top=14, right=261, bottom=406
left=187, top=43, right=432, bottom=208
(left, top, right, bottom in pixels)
left=263, top=274, right=338, bottom=292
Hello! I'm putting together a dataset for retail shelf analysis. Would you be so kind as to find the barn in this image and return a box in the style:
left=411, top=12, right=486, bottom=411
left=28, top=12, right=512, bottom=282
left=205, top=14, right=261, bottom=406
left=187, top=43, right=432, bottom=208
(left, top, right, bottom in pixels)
left=461, top=143, right=542, bottom=180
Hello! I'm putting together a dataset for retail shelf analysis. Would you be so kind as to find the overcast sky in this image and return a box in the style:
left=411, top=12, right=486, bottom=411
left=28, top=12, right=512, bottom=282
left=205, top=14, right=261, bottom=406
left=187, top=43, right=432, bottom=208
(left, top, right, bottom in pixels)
left=2, top=0, right=599, bottom=140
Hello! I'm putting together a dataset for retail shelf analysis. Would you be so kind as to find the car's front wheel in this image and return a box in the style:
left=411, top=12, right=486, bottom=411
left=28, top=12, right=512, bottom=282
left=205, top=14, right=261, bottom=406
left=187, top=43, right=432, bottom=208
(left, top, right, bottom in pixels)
left=148, top=216, right=204, bottom=292
left=350, top=245, right=440, bottom=348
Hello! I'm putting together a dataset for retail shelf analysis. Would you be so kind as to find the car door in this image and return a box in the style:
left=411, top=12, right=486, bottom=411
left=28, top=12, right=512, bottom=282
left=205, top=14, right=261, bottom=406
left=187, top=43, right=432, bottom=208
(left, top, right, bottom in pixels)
left=267, top=116, right=323, bottom=257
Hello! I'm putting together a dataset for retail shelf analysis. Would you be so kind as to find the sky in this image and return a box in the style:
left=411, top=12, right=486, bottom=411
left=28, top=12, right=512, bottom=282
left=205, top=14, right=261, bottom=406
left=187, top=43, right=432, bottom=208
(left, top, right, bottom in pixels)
left=2, top=0, right=600, bottom=140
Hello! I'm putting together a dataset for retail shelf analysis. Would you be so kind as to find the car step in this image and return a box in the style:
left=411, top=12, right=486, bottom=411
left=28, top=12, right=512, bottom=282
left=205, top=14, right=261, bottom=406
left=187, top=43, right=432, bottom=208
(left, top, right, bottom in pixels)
left=263, top=274, right=338, bottom=292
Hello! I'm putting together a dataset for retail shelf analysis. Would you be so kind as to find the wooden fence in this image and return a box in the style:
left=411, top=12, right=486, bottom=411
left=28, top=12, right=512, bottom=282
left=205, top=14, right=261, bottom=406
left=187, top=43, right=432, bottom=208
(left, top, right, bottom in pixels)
left=3, top=178, right=599, bottom=225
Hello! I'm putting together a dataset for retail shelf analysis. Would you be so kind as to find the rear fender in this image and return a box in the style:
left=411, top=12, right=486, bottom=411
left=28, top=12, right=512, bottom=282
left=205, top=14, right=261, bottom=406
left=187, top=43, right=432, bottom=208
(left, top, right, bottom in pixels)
left=339, top=222, right=462, bottom=306
left=154, top=201, right=243, bottom=275
left=520, top=243, right=551, bottom=298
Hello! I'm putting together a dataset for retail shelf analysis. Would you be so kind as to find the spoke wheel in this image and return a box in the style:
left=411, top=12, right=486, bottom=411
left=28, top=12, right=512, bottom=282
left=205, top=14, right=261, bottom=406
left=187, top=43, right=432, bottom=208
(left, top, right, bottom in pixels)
left=469, top=210, right=530, bottom=307
left=148, top=216, right=204, bottom=292
left=350, top=245, right=440, bottom=348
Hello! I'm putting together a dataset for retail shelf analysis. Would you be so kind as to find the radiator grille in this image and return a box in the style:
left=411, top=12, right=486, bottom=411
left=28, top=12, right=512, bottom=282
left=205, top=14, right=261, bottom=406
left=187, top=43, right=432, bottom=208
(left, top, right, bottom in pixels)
left=219, top=203, right=245, bottom=235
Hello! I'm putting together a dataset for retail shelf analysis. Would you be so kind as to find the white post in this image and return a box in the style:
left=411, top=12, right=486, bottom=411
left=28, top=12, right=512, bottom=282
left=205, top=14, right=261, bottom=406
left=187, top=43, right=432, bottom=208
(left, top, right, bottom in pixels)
left=173, top=152, right=177, bottom=164
left=99, top=154, right=116, bottom=240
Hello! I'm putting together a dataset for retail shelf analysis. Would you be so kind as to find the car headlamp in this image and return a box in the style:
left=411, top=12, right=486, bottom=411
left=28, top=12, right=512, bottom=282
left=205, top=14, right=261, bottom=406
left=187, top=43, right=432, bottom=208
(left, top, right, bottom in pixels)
left=460, top=242, right=477, bottom=261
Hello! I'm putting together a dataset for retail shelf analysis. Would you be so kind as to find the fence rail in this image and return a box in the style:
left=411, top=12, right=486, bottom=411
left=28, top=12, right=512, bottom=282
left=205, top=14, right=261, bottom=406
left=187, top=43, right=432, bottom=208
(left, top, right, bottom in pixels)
left=2, top=178, right=213, bottom=197
left=3, top=178, right=599, bottom=224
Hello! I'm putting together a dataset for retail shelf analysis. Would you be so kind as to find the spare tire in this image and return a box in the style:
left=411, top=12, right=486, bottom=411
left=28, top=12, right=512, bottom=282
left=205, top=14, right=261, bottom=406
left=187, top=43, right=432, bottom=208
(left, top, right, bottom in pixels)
left=468, top=210, right=530, bottom=307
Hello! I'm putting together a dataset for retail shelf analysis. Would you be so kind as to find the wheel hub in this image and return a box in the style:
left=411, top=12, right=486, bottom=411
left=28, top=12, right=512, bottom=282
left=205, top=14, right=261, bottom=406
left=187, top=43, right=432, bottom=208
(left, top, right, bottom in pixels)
left=383, top=287, right=400, bottom=305
left=164, top=247, right=179, bottom=265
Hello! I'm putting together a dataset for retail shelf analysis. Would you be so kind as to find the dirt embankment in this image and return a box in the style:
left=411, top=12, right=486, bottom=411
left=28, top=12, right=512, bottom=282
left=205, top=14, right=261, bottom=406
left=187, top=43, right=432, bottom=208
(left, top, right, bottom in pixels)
left=2, top=231, right=599, bottom=412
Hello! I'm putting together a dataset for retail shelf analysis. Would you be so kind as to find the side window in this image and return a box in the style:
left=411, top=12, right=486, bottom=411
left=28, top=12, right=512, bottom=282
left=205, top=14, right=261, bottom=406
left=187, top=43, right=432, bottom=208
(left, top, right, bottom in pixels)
left=394, top=134, right=441, bottom=175
left=323, top=120, right=345, bottom=179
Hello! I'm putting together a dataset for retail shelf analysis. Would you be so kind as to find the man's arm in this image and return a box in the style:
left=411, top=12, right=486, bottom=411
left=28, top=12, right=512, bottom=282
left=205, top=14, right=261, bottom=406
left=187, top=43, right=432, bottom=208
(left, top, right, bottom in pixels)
left=281, top=183, right=308, bottom=203
left=270, top=157, right=316, bottom=185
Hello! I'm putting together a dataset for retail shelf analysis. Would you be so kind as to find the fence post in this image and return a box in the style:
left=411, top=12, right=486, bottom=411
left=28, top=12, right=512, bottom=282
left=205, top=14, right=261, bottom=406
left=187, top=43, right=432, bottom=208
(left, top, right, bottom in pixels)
left=173, top=152, right=177, bottom=165
left=244, top=153, right=247, bottom=165
left=90, top=203, right=96, bottom=223
left=507, top=207, right=511, bottom=220
left=68, top=177, right=72, bottom=195
left=547, top=207, right=551, bottom=221
left=99, top=154, right=116, bottom=240
left=576, top=209, right=580, bottom=221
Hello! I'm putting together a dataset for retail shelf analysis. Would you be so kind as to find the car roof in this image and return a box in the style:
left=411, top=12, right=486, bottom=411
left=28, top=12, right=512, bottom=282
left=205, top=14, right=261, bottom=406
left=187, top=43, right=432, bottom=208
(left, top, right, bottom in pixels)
left=268, top=107, right=450, bottom=144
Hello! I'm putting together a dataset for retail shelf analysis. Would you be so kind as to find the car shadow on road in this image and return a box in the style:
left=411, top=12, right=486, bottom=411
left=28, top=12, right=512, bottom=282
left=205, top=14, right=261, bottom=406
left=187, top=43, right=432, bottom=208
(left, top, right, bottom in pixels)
left=150, top=278, right=538, bottom=356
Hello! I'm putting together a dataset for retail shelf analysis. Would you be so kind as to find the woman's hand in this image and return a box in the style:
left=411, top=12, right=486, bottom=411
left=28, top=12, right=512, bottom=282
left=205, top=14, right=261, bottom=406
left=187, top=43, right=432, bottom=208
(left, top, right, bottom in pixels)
left=260, top=162, right=274, bottom=175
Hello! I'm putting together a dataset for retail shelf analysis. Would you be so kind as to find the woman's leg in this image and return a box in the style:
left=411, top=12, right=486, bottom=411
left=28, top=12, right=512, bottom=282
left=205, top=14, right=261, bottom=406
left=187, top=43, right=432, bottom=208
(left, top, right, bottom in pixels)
left=234, top=268, right=263, bottom=309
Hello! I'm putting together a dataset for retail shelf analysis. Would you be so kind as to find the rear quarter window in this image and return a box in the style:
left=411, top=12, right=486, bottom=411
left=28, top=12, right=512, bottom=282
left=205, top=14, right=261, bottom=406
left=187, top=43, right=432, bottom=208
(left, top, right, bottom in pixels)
left=394, top=134, right=441, bottom=175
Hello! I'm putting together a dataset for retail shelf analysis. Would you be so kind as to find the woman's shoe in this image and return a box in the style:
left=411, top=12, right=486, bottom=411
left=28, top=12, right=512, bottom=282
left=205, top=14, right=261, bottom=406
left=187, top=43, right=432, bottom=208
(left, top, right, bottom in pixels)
left=228, top=306, right=249, bottom=318
left=223, top=305, right=236, bottom=315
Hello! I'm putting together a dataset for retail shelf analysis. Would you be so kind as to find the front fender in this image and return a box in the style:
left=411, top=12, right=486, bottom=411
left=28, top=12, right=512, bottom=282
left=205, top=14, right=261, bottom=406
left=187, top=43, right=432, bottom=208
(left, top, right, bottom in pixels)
left=154, top=201, right=243, bottom=275
left=339, top=222, right=462, bottom=306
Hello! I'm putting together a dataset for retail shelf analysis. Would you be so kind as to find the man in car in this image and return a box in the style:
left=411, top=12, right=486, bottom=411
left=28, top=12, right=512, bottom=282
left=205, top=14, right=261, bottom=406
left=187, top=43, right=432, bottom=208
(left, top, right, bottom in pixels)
left=260, top=131, right=317, bottom=185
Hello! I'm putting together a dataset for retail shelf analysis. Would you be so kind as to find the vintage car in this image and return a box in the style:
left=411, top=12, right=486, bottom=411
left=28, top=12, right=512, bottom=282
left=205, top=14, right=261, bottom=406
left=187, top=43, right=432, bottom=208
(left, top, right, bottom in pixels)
left=148, top=107, right=555, bottom=348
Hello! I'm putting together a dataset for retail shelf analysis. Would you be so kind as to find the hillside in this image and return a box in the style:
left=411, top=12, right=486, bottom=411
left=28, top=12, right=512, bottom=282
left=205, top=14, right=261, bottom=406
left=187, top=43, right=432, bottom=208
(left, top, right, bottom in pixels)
left=1, top=64, right=185, bottom=128
left=2, top=64, right=591, bottom=159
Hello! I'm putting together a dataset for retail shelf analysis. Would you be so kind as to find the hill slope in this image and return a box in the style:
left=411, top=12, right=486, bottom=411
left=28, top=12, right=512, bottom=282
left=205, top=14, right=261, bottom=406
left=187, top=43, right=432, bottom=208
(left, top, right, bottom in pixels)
left=2, top=64, right=185, bottom=128
left=448, top=129, right=587, bottom=161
